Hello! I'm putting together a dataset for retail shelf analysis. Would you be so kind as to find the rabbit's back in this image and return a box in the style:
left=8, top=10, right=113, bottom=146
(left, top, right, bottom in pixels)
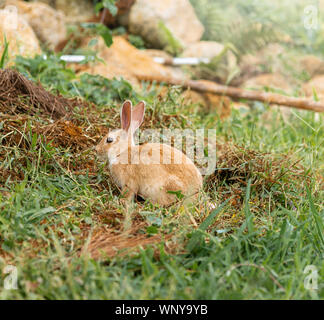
left=110, top=143, right=202, bottom=205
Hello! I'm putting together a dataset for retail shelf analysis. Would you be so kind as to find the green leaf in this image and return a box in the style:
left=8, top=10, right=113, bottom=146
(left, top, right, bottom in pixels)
left=162, top=261, right=185, bottom=286
left=102, top=0, right=118, bottom=16
left=146, top=226, right=159, bottom=234
left=2, top=240, right=14, bottom=252
left=199, top=200, right=229, bottom=231
left=98, top=24, right=113, bottom=47
left=88, top=38, right=98, bottom=47
left=140, top=211, right=162, bottom=227
left=167, top=190, right=185, bottom=200
left=158, top=21, right=183, bottom=56
left=95, top=2, right=104, bottom=14
left=20, top=207, right=56, bottom=223
left=81, top=23, right=113, bottom=48
left=186, top=198, right=231, bottom=251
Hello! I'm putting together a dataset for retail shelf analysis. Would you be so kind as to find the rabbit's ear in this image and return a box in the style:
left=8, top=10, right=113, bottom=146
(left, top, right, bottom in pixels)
left=131, top=101, right=145, bottom=132
left=121, top=100, right=132, bottom=131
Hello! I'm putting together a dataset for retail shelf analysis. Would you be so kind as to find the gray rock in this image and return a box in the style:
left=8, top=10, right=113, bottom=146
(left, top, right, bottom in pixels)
left=37, top=0, right=95, bottom=23
left=182, top=41, right=225, bottom=59
left=7, top=0, right=67, bottom=50
left=118, top=0, right=204, bottom=49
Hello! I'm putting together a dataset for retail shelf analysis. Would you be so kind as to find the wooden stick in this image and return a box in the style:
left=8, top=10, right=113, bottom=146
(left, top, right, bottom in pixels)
left=100, top=8, right=108, bottom=24
left=138, top=76, right=324, bottom=113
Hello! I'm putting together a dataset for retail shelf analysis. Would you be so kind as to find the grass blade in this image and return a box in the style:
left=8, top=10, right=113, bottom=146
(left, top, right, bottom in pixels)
left=0, top=36, right=9, bottom=69
left=186, top=198, right=231, bottom=251
left=244, top=179, right=254, bottom=234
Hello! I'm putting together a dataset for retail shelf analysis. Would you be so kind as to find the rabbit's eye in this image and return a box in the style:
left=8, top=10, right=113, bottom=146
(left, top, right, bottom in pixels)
left=106, top=137, right=114, bottom=143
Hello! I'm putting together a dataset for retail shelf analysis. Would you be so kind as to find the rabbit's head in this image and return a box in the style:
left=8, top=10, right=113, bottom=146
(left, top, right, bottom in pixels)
left=95, top=100, right=145, bottom=164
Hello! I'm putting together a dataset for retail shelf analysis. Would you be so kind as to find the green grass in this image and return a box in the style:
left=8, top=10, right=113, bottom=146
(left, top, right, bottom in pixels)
left=0, top=54, right=323, bottom=299
left=190, top=0, right=324, bottom=57
left=0, top=36, right=9, bottom=69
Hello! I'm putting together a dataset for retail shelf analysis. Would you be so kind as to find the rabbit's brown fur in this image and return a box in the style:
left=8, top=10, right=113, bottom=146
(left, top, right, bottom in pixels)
left=95, top=101, right=203, bottom=206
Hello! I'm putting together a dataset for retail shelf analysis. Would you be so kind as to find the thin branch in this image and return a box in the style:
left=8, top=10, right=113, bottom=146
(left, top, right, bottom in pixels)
left=138, top=76, right=324, bottom=113
left=100, top=8, right=108, bottom=24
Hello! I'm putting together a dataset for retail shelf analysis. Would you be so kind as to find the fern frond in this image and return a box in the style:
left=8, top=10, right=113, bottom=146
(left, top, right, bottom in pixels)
left=190, top=0, right=287, bottom=60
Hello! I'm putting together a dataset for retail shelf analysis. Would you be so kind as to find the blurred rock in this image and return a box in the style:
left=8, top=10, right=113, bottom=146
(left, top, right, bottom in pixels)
left=118, top=0, right=204, bottom=49
left=182, top=41, right=227, bottom=60
left=302, top=75, right=324, bottom=97
left=241, top=72, right=294, bottom=118
left=37, top=0, right=134, bottom=25
left=238, top=53, right=263, bottom=80
left=299, top=55, right=324, bottom=77
left=181, top=89, right=206, bottom=106
left=242, top=73, right=294, bottom=119
left=0, top=7, right=41, bottom=59
left=7, top=0, right=66, bottom=50
left=181, top=87, right=231, bottom=119
left=203, top=92, right=231, bottom=119
left=80, top=62, right=140, bottom=88
left=259, top=43, right=285, bottom=58
left=234, top=43, right=286, bottom=86
left=36, top=0, right=94, bottom=23
left=242, top=73, right=292, bottom=93
left=239, top=46, right=324, bottom=85
left=79, top=36, right=187, bottom=88
left=55, top=0, right=93, bottom=23
left=187, top=80, right=232, bottom=119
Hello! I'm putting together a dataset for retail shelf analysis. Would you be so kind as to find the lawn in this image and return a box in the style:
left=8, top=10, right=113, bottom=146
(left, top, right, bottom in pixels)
left=0, top=54, right=323, bottom=300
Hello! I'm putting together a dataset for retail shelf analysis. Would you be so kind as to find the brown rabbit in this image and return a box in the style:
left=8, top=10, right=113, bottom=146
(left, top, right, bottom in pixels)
left=95, top=100, right=203, bottom=206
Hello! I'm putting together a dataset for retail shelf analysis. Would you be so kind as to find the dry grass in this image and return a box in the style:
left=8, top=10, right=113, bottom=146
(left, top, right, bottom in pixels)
left=85, top=222, right=173, bottom=259
left=0, top=69, right=74, bottom=119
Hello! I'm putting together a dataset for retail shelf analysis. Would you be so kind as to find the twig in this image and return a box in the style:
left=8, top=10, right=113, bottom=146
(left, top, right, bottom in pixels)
left=100, top=8, right=108, bottom=24
left=138, top=75, right=324, bottom=113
